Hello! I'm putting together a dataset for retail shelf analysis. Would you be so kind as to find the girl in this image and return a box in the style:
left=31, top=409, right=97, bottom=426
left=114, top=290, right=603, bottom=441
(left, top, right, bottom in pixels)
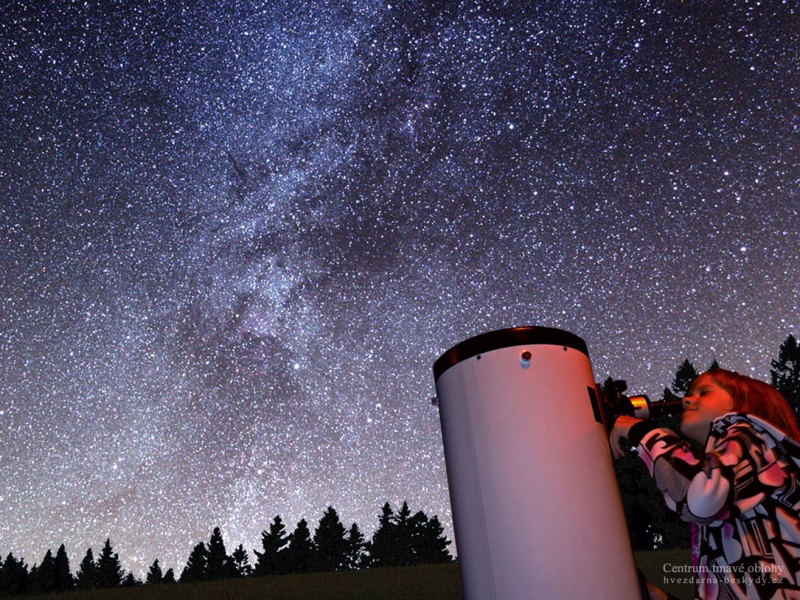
left=611, top=368, right=800, bottom=599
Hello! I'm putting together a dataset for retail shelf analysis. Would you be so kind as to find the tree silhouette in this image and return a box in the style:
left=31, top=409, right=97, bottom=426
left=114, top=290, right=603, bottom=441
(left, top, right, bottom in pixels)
left=230, top=544, right=252, bottom=577
left=395, top=502, right=416, bottom=566
left=369, top=502, right=399, bottom=567
left=368, top=501, right=451, bottom=567
left=344, top=523, right=367, bottom=570
left=206, top=527, right=230, bottom=580
left=54, top=544, right=73, bottom=592
left=411, top=513, right=452, bottom=563
left=1, top=552, right=29, bottom=596
left=30, top=549, right=56, bottom=594
left=253, top=515, right=289, bottom=576
left=146, top=559, right=163, bottom=585
left=313, top=506, right=347, bottom=572
left=180, top=542, right=208, bottom=583
left=163, top=568, right=176, bottom=583
left=771, top=334, right=800, bottom=413
left=672, top=359, right=698, bottom=395
left=286, top=519, right=314, bottom=573
left=96, top=539, right=123, bottom=588
left=75, top=548, right=98, bottom=589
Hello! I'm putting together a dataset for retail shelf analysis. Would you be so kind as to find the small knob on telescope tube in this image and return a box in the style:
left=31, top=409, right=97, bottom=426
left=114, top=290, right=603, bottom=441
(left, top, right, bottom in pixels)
left=520, top=350, right=532, bottom=368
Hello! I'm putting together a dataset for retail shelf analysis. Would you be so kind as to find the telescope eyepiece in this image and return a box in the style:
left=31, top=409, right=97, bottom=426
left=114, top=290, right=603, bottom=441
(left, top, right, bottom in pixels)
left=601, top=379, right=684, bottom=427
left=645, top=397, right=684, bottom=418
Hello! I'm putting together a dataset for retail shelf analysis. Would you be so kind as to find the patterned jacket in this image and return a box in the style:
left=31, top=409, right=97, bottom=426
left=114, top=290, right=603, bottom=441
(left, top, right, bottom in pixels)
left=633, top=413, right=800, bottom=600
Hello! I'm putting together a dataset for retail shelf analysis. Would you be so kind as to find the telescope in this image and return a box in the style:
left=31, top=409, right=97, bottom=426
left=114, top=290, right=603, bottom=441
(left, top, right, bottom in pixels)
left=432, top=326, right=683, bottom=599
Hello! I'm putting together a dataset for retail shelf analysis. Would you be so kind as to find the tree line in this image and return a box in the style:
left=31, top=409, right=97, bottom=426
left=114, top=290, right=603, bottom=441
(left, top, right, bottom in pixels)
left=615, top=333, right=800, bottom=551
left=0, top=502, right=451, bottom=596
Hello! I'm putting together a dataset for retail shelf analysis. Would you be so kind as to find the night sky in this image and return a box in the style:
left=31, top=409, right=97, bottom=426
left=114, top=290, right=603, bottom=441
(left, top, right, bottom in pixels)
left=2, top=1, right=799, bottom=577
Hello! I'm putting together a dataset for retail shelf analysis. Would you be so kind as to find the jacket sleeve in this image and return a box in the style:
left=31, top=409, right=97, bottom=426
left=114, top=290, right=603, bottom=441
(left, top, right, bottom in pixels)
left=636, top=422, right=789, bottom=523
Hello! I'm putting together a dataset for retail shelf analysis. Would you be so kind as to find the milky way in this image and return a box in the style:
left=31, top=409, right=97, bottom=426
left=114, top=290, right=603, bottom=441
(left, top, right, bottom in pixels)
left=1, top=1, right=799, bottom=576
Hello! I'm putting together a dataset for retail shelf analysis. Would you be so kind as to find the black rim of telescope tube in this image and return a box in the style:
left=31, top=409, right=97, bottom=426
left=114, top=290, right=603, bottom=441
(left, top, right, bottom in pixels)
left=433, top=326, right=589, bottom=382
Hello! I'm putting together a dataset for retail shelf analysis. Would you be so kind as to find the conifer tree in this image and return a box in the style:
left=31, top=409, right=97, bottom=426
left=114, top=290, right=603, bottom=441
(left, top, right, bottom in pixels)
left=54, top=543, right=74, bottom=592
left=369, top=502, right=398, bottom=567
left=122, top=572, right=138, bottom=587
left=1, top=552, right=29, bottom=596
left=253, top=515, right=289, bottom=576
left=672, top=359, right=698, bottom=395
left=771, top=334, right=800, bottom=412
left=230, top=544, right=252, bottom=577
left=313, top=506, right=347, bottom=572
left=28, top=564, right=39, bottom=593
left=180, top=542, right=208, bottom=583
left=96, top=539, right=123, bottom=588
left=30, top=549, right=56, bottom=594
left=411, top=514, right=452, bottom=564
left=75, top=548, right=98, bottom=589
left=344, top=523, right=367, bottom=570
left=146, top=559, right=164, bottom=585
left=206, top=527, right=230, bottom=580
left=163, top=568, right=176, bottom=583
left=286, top=519, right=314, bottom=573
left=395, top=502, right=415, bottom=566
left=370, top=502, right=451, bottom=566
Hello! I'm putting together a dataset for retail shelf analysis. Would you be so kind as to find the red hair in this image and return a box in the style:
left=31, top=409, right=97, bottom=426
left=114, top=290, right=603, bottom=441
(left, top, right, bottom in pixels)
left=705, top=368, right=800, bottom=440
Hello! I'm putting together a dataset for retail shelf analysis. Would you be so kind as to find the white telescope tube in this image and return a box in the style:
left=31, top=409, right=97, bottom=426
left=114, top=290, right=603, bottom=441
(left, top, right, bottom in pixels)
left=433, top=326, right=641, bottom=599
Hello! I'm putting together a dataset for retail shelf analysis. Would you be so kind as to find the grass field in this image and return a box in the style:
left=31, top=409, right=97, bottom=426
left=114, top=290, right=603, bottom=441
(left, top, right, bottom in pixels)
left=24, top=550, right=695, bottom=600
left=25, top=563, right=461, bottom=600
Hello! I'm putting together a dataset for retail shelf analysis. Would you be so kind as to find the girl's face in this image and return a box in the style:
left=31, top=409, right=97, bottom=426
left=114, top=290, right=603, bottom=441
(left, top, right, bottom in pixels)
left=680, top=373, right=735, bottom=444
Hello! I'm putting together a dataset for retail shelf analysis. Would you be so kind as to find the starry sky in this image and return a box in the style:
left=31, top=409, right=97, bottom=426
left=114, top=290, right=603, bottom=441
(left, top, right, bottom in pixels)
left=1, top=0, right=799, bottom=577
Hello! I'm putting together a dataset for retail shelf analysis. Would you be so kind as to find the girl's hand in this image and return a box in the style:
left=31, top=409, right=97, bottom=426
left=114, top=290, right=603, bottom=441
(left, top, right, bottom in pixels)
left=610, top=415, right=642, bottom=460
